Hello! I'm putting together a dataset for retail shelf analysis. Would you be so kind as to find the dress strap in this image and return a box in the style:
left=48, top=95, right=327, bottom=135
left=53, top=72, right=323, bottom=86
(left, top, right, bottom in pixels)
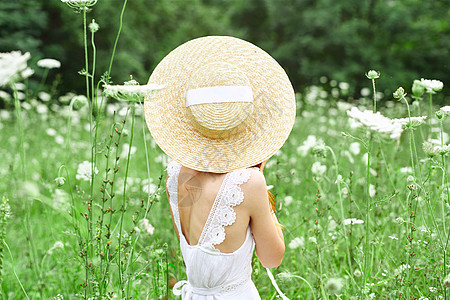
left=197, top=168, right=252, bottom=248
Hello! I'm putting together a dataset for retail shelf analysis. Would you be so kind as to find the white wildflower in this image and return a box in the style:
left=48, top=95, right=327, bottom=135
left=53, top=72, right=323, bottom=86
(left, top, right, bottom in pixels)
left=36, top=103, right=48, bottom=114
left=429, top=286, right=437, bottom=293
left=296, top=135, right=324, bottom=157
left=38, top=91, right=51, bottom=102
left=392, top=116, right=427, bottom=128
left=349, top=142, right=360, bottom=155
left=48, top=241, right=65, bottom=254
left=311, top=161, right=327, bottom=176
left=400, top=167, right=412, bottom=174
left=55, top=135, right=64, bottom=145
left=353, top=269, right=362, bottom=277
left=37, top=58, right=61, bottom=69
left=0, top=51, right=31, bottom=86
left=284, top=195, right=293, bottom=206
left=76, top=161, right=99, bottom=181
left=46, top=128, right=57, bottom=136
left=325, top=277, right=345, bottom=295
left=395, top=217, right=405, bottom=224
left=142, top=182, right=158, bottom=194
left=388, top=235, right=398, bottom=240
left=21, top=67, right=34, bottom=79
left=138, top=218, right=155, bottom=235
left=347, top=106, right=404, bottom=139
left=103, top=79, right=163, bottom=102
left=61, top=0, right=98, bottom=10
left=308, top=236, right=317, bottom=244
left=420, top=78, right=443, bottom=94
left=0, top=90, right=11, bottom=100
left=288, top=237, right=305, bottom=249
left=339, top=82, right=349, bottom=90
left=267, top=185, right=274, bottom=190
left=369, top=184, right=376, bottom=198
left=343, top=218, right=364, bottom=225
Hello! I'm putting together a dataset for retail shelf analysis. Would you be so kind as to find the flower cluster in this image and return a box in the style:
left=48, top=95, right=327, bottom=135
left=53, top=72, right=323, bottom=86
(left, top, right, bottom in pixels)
left=420, top=78, right=444, bottom=94
left=37, top=58, right=61, bottom=69
left=103, top=79, right=163, bottom=102
left=392, top=116, right=427, bottom=129
left=346, top=106, right=403, bottom=139
left=422, top=141, right=450, bottom=157
left=76, top=161, right=99, bottom=181
left=0, top=51, right=33, bottom=87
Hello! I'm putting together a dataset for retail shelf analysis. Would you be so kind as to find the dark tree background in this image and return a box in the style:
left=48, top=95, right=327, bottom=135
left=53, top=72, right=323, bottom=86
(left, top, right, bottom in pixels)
left=1, top=0, right=449, bottom=100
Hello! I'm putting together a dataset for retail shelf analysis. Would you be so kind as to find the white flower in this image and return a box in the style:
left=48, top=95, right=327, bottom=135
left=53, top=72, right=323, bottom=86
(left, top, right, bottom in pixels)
left=103, top=81, right=163, bottom=102
left=284, top=195, right=293, bottom=206
left=37, top=58, right=61, bottom=69
left=349, top=142, right=360, bottom=155
left=400, top=167, right=412, bottom=174
left=325, top=278, right=345, bottom=295
left=267, top=185, right=274, bottom=190
left=48, top=241, right=64, bottom=254
left=55, top=135, right=64, bottom=145
left=311, top=161, right=327, bottom=176
left=46, top=128, right=57, bottom=136
left=288, top=237, right=305, bottom=249
left=347, top=106, right=404, bottom=139
left=138, top=218, right=155, bottom=235
left=343, top=218, right=364, bottom=225
left=392, top=116, right=427, bottom=128
left=388, top=235, right=398, bottom=240
left=308, top=236, right=317, bottom=244
left=369, top=184, right=376, bottom=198
left=441, top=106, right=450, bottom=113
left=121, top=143, right=137, bottom=158
left=76, top=161, right=99, bottom=181
left=61, top=0, right=98, bottom=9
left=420, top=78, right=443, bottom=94
left=339, top=82, right=349, bottom=90
left=296, top=135, right=324, bottom=157
left=38, top=91, right=51, bottom=102
left=0, top=51, right=31, bottom=86
left=142, top=182, right=158, bottom=194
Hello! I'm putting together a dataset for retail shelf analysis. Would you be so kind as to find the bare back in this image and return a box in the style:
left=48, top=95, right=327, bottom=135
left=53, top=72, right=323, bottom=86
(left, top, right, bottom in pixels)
left=176, top=165, right=256, bottom=253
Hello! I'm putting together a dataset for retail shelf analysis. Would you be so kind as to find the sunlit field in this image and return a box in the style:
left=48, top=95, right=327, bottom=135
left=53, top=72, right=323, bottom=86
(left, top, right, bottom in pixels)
left=1, top=1, right=449, bottom=300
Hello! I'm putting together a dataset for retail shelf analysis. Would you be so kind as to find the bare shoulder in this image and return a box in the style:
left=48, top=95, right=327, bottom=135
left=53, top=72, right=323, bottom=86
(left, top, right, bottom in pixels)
left=241, top=168, right=268, bottom=208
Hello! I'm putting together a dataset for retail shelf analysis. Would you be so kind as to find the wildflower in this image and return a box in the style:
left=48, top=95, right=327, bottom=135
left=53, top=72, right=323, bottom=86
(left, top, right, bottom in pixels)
left=38, top=91, right=51, bottom=102
left=365, top=70, right=380, bottom=80
left=392, top=116, right=427, bottom=129
left=88, top=19, right=99, bottom=33
left=103, top=78, right=163, bottom=102
left=339, top=82, right=349, bottom=90
left=0, top=196, right=12, bottom=220
left=353, top=269, right=362, bottom=277
left=142, top=182, right=158, bottom=194
left=325, top=277, right=345, bottom=295
left=346, top=106, right=403, bottom=139
left=46, top=128, right=57, bottom=136
left=308, top=236, right=317, bottom=244
left=420, top=78, right=444, bottom=94
left=395, top=217, right=405, bottom=224
left=48, top=241, right=64, bottom=254
left=284, top=195, right=293, bottom=206
left=349, top=142, right=360, bottom=155
left=393, top=87, right=406, bottom=99
left=0, top=51, right=31, bottom=86
left=343, top=218, right=364, bottom=225
left=76, top=161, right=99, bottom=181
left=412, top=80, right=425, bottom=98
left=61, top=0, right=98, bottom=11
left=54, top=177, right=66, bottom=187
left=288, top=237, right=305, bottom=249
left=73, top=95, right=88, bottom=110
left=388, top=235, right=398, bottom=240
left=55, top=135, right=64, bottom=145
left=311, top=161, right=327, bottom=176
left=138, top=218, right=155, bottom=235
left=296, top=135, right=324, bottom=157
left=37, top=58, right=61, bottom=69
left=400, top=167, right=412, bottom=174
left=369, top=184, right=376, bottom=198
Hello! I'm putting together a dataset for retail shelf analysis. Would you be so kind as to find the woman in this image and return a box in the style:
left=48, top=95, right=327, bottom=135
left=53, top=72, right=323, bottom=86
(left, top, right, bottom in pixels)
left=144, top=36, right=296, bottom=298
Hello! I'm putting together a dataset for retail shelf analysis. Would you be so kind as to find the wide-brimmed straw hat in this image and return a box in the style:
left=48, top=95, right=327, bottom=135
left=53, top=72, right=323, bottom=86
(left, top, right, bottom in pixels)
left=144, top=36, right=296, bottom=173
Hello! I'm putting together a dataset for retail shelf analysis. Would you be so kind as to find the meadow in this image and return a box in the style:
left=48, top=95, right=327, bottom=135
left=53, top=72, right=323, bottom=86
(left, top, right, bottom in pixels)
left=0, top=2, right=449, bottom=300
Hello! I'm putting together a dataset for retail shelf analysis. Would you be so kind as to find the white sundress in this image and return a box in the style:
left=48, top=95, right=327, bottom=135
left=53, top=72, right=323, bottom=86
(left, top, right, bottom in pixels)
left=166, top=159, right=261, bottom=299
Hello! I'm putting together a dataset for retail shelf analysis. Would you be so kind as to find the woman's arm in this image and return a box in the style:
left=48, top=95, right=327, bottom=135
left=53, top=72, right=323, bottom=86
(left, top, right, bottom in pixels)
left=166, top=172, right=180, bottom=241
left=245, top=169, right=285, bottom=268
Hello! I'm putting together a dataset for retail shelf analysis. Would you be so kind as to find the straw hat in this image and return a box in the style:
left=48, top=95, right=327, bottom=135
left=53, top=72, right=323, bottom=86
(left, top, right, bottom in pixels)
left=144, top=36, right=296, bottom=173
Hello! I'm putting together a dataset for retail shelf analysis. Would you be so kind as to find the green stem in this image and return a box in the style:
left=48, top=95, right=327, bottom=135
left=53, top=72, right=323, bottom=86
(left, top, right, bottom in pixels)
left=363, top=133, right=373, bottom=293
left=107, top=0, right=128, bottom=77
left=428, top=93, right=433, bottom=139
left=11, top=84, right=26, bottom=179
left=372, top=79, right=377, bottom=113
left=117, top=103, right=136, bottom=297
left=3, top=241, right=29, bottom=299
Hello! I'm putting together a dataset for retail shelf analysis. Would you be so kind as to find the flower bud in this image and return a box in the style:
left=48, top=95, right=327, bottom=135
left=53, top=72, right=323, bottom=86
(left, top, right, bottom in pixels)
left=55, top=177, right=66, bottom=187
left=73, top=95, right=88, bottom=110
left=393, top=87, right=406, bottom=100
left=411, top=80, right=424, bottom=98
left=436, top=110, right=444, bottom=120
left=365, top=70, right=380, bottom=80
left=89, top=19, right=100, bottom=33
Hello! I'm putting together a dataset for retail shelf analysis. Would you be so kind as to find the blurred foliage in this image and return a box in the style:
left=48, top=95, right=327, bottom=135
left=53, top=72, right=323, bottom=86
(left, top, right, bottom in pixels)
left=1, top=0, right=449, bottom=101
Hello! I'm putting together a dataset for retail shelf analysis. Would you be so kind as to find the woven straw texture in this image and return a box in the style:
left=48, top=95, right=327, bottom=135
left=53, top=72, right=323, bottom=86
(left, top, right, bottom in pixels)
left=144, top=36, right=296, bottom=173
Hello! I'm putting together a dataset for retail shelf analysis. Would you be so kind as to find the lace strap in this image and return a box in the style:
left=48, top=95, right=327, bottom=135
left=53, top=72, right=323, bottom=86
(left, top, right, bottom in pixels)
left=166, top=159, right=182, bottom=235
left=198, top=168, right=252, bottom=248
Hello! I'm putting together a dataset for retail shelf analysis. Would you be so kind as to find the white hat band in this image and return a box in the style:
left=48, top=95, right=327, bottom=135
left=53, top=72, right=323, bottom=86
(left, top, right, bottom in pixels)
left=186, top=86, right=253, bottom=107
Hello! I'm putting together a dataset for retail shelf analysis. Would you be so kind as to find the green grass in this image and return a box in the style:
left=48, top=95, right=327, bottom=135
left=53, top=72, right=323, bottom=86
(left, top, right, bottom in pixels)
left=0, top=80, right=448, bottom=299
